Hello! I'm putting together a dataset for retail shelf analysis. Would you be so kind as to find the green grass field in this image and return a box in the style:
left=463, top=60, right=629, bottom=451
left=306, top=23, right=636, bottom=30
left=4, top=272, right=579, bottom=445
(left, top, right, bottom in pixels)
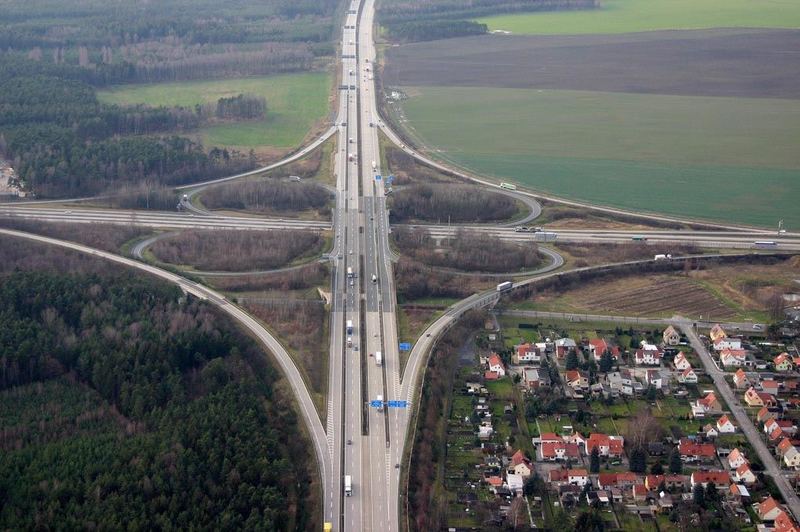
left=398, top=86, right=800, bottom=228
left=98, top=73, right=330, bottom=148
left=477, top=0, right=800, bottom=34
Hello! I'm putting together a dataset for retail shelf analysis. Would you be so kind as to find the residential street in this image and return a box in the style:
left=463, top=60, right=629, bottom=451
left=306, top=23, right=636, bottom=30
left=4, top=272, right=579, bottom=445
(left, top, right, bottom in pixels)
left=680, top=323, right=800, bottom=519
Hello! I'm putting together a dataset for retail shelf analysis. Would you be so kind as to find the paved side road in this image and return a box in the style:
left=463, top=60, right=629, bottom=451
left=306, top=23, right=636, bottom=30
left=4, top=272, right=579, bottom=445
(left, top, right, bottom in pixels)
left=680, top=322, right=800, bottom=519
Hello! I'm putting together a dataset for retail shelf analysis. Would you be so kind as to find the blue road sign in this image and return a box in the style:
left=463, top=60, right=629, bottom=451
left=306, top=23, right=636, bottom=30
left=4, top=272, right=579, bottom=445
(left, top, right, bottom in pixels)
left=387, top=400, right=409, bottom=408
left=369, top=400, right=383, bottom=408
left=399, top=342, right=411, bottom=351
left=375, top=174, right=382, bottom=181
left=387, top=175, right=394, bottom=183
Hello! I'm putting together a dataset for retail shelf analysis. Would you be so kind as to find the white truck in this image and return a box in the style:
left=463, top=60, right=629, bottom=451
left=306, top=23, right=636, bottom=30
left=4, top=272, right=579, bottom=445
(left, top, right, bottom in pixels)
left=347, top=336, right=353, bottom=348
left=533, top=231, right=558, bottom=243
left=346, top=320, right=353, bottom=335
left=376, top=394, right=384, bottom=412
left=654, top=254, right=673, bottom=261
left=375, top=351, right=382, bottom=366
left=371, top=160, right=377, bottom=170
left=371, top=274, right=377, bottom=283
left=347, top=266, right=354, bottom=279
left=344, top=475, right=352, bottom=496
left=497, top=281, right=513, bottom=292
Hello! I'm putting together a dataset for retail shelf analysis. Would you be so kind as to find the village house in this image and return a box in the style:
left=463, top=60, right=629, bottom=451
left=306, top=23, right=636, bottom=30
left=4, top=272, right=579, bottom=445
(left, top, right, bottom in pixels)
left=523, top=367, right=551, bottom=389
left=717, top=415, right=736, bottom=433
left=565, top=370, right=589, bottom=391
left=513, top=343, right=542, bottom=365
left=703, top=424, right=719, bottom=438
left=663, top=325, right=681, bottom=346
left=765, top=418, right=796, bottom=437
left=720, top=349, right=747, bottom=367
left=645, top=369, right=663, bottom=390
left=631, top=484, right=648, bottom=502
left=729, top=483, right=750, bottom=503
left=692, top=392, right=723, bottom=418
left=585, top=433, right=625, bottom=458
left=713, top=337, right=743, bottom=351
left=709, top=324, right=727, bottom=342
left=588, top=338, right=620, bottom=361
left=757, top=406, right=776, bottom=424
left=690, top=470, right=730, bottom=488
left=678, top=367, right=698, bottom=384
left=487, top=353, right=506, bottom=377
left=770, top=426, right=790, bottom=443
left=568, top=469, right=589, bottom=487
left=679, top=438, right=717, bottom=462
left=745, top=386, right=776, bottom=407
left=783, top=446, right=800, bottom=470
left=510, top=450, right=533, bottom=478
left=774, top=511, right=800, bottom=532
left=645, top=474, right=687, bottom=491
left=733, top=368, right=751, bottom=389
left=485, top=370, right=500, bottom=381
left=507, top=473, right=524, bottom=496
left=775, top=352, right=794, bottom=372
left=597, top=472, right=640, bottom=490
left=555, top=338, right=577, bottom=359
left=733, top=463, right=757, bottom=484
left=539, top=440, right=580, bottom=462
left=635, top=346, right=663, bottom=366
left=674, top=352, right=692, bottom=371
left=759, top=496, right=784, bottom=522
left=727, top=448, right=749, bottom=469
left=762, top=380, right=781, bottom=396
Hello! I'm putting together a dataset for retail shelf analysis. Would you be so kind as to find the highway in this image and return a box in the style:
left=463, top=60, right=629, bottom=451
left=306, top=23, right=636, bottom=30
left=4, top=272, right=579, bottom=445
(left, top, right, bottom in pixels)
left=354, top=0, right=400, bottom=529
left=0, top=205, right=330, bottom=231
left=4, top=206, right=800, bottom=252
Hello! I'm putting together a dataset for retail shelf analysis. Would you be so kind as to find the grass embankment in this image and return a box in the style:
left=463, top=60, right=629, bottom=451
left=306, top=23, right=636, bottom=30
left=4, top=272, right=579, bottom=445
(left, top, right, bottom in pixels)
left=477, top=0, right=800, bottom=34
left=398, top=86, right=800, bottom=228
left=98, top=72, right=331, bottom=149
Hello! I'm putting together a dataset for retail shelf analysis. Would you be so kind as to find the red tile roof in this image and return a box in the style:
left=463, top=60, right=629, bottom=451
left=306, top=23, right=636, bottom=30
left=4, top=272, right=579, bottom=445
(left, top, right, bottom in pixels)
left=692, top=470, right=730, bottom=486
left=679, top=438, right=716, bottom=458
left=759, top=496, right=781, bottom=519
left=484, top=371, right=499, bottom=380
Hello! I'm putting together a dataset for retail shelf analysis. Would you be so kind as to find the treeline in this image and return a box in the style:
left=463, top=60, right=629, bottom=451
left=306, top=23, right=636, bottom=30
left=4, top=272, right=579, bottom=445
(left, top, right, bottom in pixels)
left=0, top=45, right=313, bottom=87
left=379, top=0, right=599, bottom=24
left=0, top=269, right=315, bottom=529
left=395, top=258, right=480, bottom=302
left=380, top=0, right=598, bottom=42
left=151, top=229, right=325, bottom=272
left=390, top=183, right=518, bottom=223
left=407, top=309, right=485, bottom=530
left=0, top=74, right=255, bottom=197
left=386, top=20, right=487, bottom=42
left=6, top=131, right=254, bottom=197
left=0, top=75, right=198, bottom=136
left=202, top=180, right=332, bottom=214
left=393, top=227, right=543, bottom=273
left=216, top=94, right=267, bottom=120
left=0, top=0, right=340, bottom=50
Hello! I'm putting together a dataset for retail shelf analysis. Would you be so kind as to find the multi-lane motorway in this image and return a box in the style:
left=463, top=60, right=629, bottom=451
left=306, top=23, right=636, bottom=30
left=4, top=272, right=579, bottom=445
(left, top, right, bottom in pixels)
left=2, top=0, right=800, bottom=529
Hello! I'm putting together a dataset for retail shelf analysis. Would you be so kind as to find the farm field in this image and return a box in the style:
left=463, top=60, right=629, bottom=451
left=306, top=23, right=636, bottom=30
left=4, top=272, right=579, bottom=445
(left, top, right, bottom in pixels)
left=393, top=86, right=800, bottom=228
left=513, top=258, right=800, bottom=321
left=98, top=72, right=331, bottom=149
left=476, top=0, right=800, bottom=35
left=383, top=30, right=800, bottom=100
